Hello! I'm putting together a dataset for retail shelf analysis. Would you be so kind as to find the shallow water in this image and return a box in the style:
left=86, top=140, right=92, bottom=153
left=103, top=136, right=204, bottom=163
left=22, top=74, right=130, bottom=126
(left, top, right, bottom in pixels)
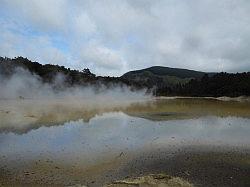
left=0, top=98, right=250, bottom=186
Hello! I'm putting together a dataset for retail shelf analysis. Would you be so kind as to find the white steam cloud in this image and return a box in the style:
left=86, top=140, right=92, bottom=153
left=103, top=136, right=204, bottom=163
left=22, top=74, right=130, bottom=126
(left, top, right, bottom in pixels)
left=0, top=67, right=150, bottom=100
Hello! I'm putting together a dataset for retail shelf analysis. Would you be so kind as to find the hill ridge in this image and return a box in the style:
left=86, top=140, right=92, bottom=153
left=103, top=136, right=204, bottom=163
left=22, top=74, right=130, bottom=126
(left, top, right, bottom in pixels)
left=122, top=66, right=215, bottom=79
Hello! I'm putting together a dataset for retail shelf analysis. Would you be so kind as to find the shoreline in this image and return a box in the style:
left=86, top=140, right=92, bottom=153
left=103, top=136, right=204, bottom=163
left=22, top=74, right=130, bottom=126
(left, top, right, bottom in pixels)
left=155, top=95, right=250, bottom=102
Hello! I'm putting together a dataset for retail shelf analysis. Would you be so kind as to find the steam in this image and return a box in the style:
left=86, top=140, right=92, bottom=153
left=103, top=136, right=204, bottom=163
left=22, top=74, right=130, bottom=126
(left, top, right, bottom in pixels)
left=0, top=67, right=150, bottom=101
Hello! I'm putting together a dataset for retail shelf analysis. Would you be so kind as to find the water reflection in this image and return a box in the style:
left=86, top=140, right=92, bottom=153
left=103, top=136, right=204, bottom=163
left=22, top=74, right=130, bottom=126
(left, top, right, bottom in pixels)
left=1, top=98, right=250, bottom=134
left=1, top=112, right=250, bottom=159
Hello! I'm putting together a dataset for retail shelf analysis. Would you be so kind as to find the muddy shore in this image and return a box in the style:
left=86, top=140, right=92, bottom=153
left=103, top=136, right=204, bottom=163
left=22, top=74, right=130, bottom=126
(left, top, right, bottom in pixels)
left=1, top=145, right=250, bottom=187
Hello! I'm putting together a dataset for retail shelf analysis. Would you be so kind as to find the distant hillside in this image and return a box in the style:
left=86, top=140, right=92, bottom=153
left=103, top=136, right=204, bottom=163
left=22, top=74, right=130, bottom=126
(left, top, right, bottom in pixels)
left=0, top=56, right=128, bottom=89
left=121, top=66, right=215, bottom=89
left=123, top=66, right=214, bottom=79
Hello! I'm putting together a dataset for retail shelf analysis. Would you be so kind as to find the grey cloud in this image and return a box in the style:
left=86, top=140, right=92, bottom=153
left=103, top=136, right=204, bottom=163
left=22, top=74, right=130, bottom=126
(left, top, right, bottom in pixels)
left=2, top=0, right=69, bottom=31
left=0, top=0, right=250, bottom=76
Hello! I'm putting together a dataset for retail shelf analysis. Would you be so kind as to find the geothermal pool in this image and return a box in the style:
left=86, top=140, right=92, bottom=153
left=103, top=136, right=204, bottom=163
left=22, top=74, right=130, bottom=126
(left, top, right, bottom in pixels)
left=0, top=98, right=250, bottom=186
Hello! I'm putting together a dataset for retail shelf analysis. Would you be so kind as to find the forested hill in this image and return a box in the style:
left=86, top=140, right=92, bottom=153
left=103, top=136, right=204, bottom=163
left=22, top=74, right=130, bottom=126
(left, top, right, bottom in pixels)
left=0, top=56, right=128, bottom=88
left=123, top=66, right=215, bottom=79
left=122, top=66, right=215, bottom=89
left=0, top=56, right=250, bottom=97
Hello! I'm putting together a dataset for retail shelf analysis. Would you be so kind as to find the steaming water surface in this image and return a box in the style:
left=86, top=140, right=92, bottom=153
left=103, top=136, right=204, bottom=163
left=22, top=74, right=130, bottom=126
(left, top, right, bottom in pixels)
left=0, top=98, right=250, bottom=186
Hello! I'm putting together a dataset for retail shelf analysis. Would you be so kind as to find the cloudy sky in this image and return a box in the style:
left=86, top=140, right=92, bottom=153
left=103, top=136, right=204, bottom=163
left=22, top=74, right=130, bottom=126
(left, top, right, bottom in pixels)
left=0, top=0, right=250, bottom=76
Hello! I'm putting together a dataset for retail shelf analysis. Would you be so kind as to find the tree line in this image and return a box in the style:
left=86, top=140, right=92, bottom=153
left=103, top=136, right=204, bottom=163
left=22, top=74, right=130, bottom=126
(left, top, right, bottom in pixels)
left=156, top=72, right=250, bottom=97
